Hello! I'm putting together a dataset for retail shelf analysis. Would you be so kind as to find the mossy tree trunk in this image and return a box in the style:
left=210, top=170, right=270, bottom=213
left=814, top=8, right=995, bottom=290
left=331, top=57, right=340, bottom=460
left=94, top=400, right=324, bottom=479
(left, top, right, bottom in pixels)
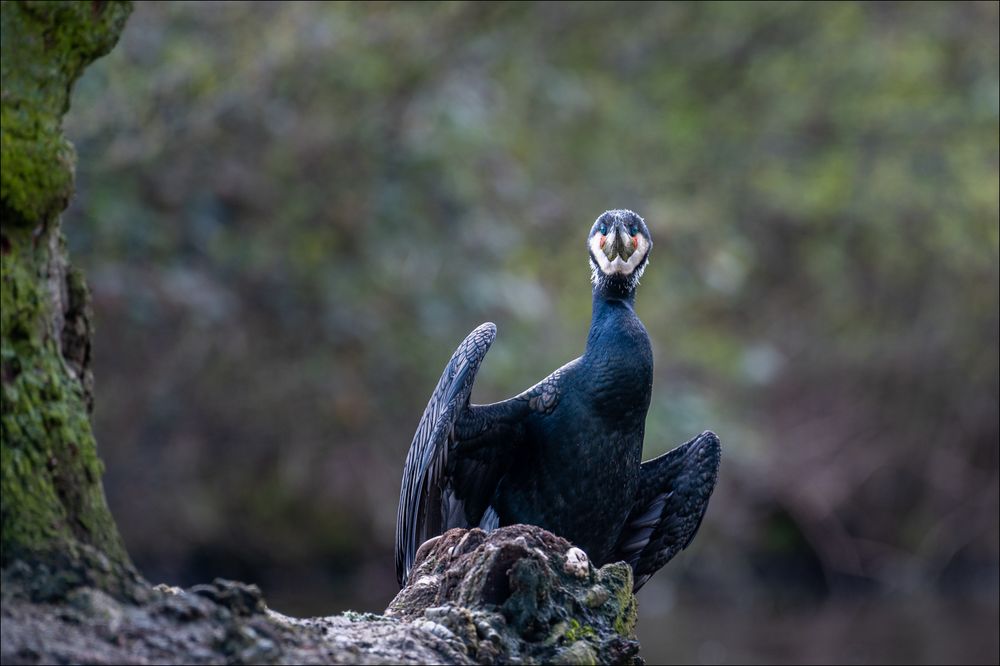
left=1, top=1, right=135, bottom=595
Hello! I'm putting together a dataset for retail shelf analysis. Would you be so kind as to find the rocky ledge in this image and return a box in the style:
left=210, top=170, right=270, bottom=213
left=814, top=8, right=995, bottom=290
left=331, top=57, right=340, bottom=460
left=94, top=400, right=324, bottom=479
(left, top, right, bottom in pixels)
left=1, top=524, right=643, bottom=665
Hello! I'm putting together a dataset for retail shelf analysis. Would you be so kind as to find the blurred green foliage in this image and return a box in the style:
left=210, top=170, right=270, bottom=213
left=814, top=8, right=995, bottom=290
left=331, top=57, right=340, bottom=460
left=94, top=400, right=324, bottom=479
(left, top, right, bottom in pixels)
left=62, top=1, right=997, bottom=660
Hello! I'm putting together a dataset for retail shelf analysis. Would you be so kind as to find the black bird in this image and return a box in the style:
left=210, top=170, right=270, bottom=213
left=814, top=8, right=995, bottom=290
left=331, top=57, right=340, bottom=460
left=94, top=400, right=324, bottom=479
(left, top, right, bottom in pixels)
left=395, top=210, right=720, bottom=591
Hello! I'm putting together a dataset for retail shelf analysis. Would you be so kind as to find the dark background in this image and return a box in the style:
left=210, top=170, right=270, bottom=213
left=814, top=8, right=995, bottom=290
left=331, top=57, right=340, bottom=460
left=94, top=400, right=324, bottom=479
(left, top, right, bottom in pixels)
left=63, top=2, right=998, bottom=663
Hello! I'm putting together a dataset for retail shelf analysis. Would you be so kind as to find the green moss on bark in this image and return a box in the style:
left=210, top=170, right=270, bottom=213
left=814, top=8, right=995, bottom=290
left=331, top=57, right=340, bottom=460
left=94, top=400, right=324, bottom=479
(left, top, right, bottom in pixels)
left=1, top=1, right=131, bottom=223
left=1, top=0, right=134, bottom=592
left=1, top=227, right=124, bottom=562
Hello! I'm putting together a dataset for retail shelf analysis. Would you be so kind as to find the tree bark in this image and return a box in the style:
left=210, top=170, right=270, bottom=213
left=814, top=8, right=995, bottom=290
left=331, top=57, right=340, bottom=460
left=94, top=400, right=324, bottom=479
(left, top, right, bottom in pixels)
left=0, top=0, right=137, bottom=596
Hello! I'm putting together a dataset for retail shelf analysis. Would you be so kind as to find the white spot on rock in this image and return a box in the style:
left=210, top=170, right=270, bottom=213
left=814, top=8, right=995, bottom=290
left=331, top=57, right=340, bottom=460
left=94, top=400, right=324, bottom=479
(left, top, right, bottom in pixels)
left=563, top=547, right=590, bottom=578
left=413, top=575, right=439, bottom=588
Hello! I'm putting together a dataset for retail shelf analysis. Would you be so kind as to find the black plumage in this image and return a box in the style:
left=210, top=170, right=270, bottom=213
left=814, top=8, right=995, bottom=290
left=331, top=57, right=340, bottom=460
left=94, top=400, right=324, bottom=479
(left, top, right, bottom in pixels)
left=395, top=210, right=720, bottom=591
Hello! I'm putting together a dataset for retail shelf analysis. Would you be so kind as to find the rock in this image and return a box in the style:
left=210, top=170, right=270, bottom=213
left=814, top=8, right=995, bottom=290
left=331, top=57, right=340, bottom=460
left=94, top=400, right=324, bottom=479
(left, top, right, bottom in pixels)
left=1, top=524, right=644, bottom=664
left=385, top=524, right=642, bottom=664
left=189, top=578, right=267, bottom=617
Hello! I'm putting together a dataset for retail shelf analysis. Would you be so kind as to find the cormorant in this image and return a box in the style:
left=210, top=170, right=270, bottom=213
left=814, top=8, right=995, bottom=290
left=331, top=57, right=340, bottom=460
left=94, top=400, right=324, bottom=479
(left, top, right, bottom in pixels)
left=395, top=210, right=721, bottom=591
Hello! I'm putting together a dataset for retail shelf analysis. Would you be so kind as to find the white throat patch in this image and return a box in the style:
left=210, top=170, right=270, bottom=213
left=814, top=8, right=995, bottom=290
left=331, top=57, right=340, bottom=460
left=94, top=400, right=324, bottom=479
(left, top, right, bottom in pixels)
left=589, top=232, right=648, bottom=277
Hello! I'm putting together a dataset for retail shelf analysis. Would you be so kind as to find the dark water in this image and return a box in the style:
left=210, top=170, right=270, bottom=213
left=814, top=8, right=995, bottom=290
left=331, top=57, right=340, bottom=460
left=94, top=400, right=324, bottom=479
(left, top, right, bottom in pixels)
left=637, top=595, right=999, bottom=665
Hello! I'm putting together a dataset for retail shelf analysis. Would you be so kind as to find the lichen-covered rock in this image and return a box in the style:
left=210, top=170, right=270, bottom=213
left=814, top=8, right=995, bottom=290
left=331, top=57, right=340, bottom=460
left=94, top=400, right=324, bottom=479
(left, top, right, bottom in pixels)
left=385, top=524, right=642, bottom=664
left=1, top=525, right=645, bottom=664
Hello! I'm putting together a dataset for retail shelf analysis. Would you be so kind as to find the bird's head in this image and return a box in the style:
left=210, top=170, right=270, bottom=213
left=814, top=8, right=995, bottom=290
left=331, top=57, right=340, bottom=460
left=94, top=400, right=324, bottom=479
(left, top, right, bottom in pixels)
left=588, top=209, right=652, bottom=297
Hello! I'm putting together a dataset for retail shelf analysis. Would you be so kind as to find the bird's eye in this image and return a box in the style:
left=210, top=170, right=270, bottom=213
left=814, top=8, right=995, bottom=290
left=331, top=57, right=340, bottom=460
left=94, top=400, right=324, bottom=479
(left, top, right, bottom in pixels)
left=599, top=224, right=607, bottom=235
left=629, top=225, right=638, bottom=236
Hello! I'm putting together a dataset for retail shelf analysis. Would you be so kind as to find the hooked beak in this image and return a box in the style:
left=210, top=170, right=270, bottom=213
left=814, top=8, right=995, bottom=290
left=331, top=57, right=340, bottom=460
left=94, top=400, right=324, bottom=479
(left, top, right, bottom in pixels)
left=602, top=224, right=637, bottom=261
left=590, top=220, right=648, bottom=279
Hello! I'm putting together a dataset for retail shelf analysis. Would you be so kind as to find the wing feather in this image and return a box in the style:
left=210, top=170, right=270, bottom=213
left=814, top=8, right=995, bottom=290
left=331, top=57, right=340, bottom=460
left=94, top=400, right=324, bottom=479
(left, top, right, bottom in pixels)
left=394, top=322, right=497, bottom=586
left=614, top=430, right=721, bottom=592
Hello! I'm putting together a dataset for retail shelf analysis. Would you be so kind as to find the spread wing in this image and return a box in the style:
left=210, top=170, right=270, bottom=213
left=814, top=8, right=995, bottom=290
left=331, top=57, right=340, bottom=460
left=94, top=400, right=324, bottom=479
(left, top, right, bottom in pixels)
left=394, top=322, right=496, bottom=586
left=614, top=430, right=721, bottom=592
left=397, top=322, right=543, bottom=586
left=395, top=322, right=573, bottom=587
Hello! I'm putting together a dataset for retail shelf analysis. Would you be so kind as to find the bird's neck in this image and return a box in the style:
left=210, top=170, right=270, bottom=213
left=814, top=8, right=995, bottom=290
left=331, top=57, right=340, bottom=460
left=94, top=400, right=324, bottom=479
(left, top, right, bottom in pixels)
left=583, top=287, right=654, bottom=410
left=593, top=277, right=636, bottom=303
left=585, top=288, right=639, bottom=353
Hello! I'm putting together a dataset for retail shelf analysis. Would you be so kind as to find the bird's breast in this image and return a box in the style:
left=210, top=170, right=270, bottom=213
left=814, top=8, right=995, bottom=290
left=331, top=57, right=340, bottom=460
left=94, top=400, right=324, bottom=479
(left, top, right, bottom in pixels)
left=582, top=337, right=653, bottom=417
